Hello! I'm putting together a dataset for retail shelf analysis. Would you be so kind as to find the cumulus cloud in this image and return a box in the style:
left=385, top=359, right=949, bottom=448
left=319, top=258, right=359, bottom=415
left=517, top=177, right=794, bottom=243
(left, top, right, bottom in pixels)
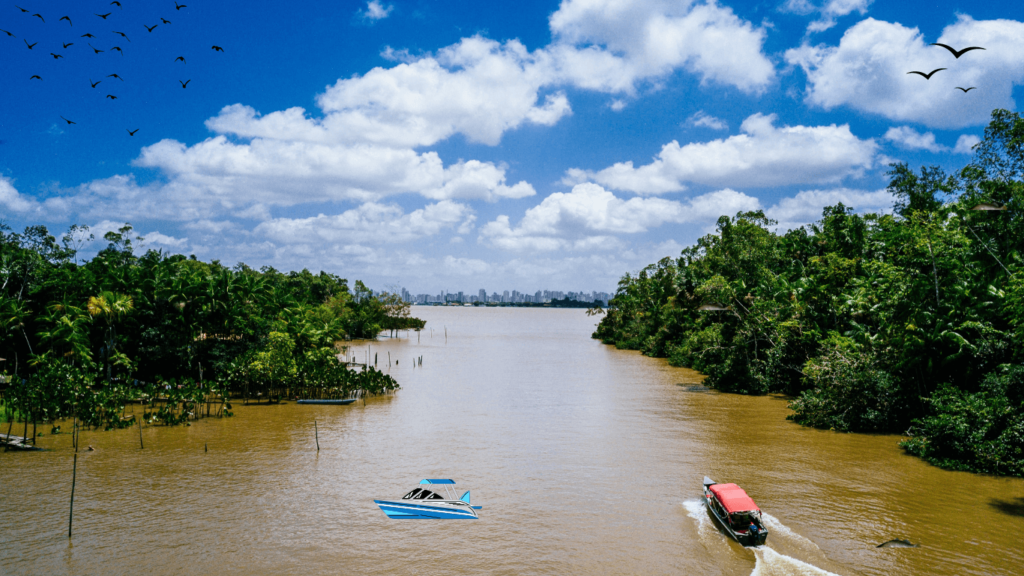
left=570, top=113, right=878, bottom=194
left=883, top=126, right=945, bottom=153
left=444, top=256, right=491, bottom=275
left=254, top=200, right=473, bottom=246
left=784, top=0, right=873, bottom=33
left=479, top=183, right=759, bottom=251
left=954, top=134, right=981, bottom=154
left=765, top=187, right=894, bottom=230
left=361, top=1, right=392, bottom=21
left=549, top=0, right=775, bottom=94
left=786, top=16, right=1024, bottom=128
left=688, top=110, right=728, bottom=130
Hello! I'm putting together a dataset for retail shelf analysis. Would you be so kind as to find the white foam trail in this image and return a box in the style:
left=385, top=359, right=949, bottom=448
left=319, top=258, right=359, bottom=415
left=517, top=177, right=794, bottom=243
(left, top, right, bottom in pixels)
left=683, top=499, right=732, bottom=552
left=762, top=512, right=821, bottom=550
left=750, top=547, right=840, bottom=576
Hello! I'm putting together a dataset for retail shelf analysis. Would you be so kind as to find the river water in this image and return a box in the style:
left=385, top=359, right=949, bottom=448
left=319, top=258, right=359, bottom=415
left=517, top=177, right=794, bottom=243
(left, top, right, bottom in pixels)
left=2, top=307, right=1022, bottom=576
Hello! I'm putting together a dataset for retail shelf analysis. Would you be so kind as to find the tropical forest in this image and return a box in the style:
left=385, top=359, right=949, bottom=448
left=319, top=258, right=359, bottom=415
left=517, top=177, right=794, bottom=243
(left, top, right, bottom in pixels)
left=594, top=110, right=1024, bottom=477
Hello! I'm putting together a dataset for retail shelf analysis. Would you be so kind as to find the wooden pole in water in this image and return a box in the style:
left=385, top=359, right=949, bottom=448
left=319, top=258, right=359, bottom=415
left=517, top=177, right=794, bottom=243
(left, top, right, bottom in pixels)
left=314, top=420, right=319, bottom=452
left=137, top=418, right=144, bottom=449
left=68, top=453, right=77, bottom=539
left=387, top=352, right=391, bottom=367
left=205, top=442, right=208, bottom=453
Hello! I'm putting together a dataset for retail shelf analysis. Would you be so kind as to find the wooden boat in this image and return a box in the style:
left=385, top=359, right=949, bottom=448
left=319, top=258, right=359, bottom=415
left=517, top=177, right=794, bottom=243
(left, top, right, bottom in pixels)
left=296, top=398, right=356, bottom=405
left=702, top=477, right=768, bottom=546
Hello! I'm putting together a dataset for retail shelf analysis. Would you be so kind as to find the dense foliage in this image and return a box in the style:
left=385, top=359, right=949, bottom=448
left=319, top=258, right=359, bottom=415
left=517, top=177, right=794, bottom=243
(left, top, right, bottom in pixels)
left=594, top=109, right=1024, bottom=476
left=1, top=226, right=412, bottom=432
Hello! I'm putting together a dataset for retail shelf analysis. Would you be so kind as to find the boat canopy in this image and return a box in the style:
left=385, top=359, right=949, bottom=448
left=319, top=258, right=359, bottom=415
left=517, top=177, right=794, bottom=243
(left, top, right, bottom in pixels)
left=420, top=479, right=456, bottom=485
left=709, top=483, right=760, bottom=514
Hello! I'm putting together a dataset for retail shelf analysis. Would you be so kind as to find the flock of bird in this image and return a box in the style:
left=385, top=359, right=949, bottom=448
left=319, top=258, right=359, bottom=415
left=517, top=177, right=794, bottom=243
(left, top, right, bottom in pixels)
left=3, top=2, right=223, bottom=135
left=908, top=42, right=985, bottom=92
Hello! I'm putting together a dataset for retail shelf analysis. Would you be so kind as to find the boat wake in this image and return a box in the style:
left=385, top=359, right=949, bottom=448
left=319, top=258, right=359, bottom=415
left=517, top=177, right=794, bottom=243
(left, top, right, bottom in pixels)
left=682, top=500, right=843, bottom=576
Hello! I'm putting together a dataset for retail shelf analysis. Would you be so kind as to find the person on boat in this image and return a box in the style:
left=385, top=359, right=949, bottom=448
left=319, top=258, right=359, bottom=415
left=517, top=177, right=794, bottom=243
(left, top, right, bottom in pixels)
left=748, top=521, right=759, bottom=536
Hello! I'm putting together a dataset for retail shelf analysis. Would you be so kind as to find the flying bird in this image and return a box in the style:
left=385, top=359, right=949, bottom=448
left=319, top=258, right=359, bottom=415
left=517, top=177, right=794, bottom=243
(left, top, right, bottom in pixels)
left=174, top=56, right=185, bottom=63
left=127, top=128, right=139, bottom=136
left=175, top=2, right=187, bottom=10
left=96, top=13, right=111, bottom=20
left=90, top=79, right=101, bottom=88
left=24, top=39, right=36, bottom=49
left=111, top=1, right=122, bottom=7
left=32, top=13, right=43, bottom=23
left=112, top=46, right=123, bottom=55
left=956, top=86, right=977, bottom=92
left=907, top=68, right=946, bottom=79
left=30, top=75, right=41, bottom=80
left=930, top=43, right=985, bottom=59
left=62, top=42, right=73, bottom=48
left=60, top=115, right=75, bottom=125
left=211, top=45, right=223, bottom=52
left=15, top=6, right=28, bottom=13
left=59, top=15, right=71, bottom=26
left=81, top=33, right=95, bottom=38
left=106, top=94, right=118, bottom=99
left=89, top=43, right=103, bottom=53
left=1, top=29, right=15, bottom=37
left=179, top=79, right=190, bottom=88
left=161, top=18, right=171, bottom=24
left=108, top=73, right=123, bottom=81
left=113, top=31, right=130, bottom=41
left=145, top=24, right=157, bottom=32
left=50, top=52, right=63, bottom=59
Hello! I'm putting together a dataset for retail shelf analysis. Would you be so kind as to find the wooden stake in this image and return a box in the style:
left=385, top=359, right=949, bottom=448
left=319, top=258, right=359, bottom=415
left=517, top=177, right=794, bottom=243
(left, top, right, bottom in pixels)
left=68, top=453, right=77, bottom=539
left=314, top=420, right=320, bottom=451
left=205, top=442, right=208, bottom=453
left=137, top=418, right=144, bottom=449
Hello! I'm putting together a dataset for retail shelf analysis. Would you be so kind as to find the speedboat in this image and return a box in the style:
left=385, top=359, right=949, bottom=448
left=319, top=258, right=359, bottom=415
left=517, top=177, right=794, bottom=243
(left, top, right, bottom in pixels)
left=702, top=477, right=768, bottom=546
left=374, top=479, right=482, bottom=519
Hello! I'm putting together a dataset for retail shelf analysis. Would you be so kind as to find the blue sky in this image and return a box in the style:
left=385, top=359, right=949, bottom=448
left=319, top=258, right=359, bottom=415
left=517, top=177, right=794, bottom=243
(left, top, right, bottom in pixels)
left=2, top=0, right=1022, bottom=294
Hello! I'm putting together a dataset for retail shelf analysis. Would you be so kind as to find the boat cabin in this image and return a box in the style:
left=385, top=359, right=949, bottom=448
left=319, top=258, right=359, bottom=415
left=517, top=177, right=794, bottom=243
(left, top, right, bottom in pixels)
left=703, top=479, right=767, bottom=545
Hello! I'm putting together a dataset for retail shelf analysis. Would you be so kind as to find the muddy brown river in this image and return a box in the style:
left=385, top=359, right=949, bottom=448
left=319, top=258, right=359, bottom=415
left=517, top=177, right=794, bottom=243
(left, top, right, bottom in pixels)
left=1, top=307, right=1022, bottom=575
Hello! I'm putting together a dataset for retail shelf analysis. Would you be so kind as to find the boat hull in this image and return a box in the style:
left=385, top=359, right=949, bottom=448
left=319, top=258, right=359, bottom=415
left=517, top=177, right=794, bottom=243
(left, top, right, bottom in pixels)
left=374, top=499, right=478, bottom=519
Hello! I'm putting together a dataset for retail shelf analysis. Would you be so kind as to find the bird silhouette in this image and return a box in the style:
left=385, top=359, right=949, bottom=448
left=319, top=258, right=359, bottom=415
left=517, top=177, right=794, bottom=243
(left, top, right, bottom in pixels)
left=50, top=52, right=63, bottom=59
left=211, top=45, right=223, bottom=52
left=175, top=2, right=187, bottom=10
left=180, top=79, right=190, bottom=88
left=161, top=18, right=171, bottom=24
left=127, top=128, right=139, bottom=136
left=111, top=1, right=122, bottom=7
left=1, top=29, right=16, bottom=38
left=32, top=13, right=43, bottom=23
left=145, top=24, right=157, bottom=32
left=930, top=43, right=985, bottom=59
left=113, top=31, right=130, bottom=41
left=62, top=42, right=73, bottom=48
left=59, top=16, right=71, bottom=26
left=90, top=79, right=101, bottom=88
left=106, top=94, right=118, bottom=99
left=907, top=68, right=946, bottom=79
left=30, top=75, right=41, bottom=80
left=108, top=73, right=123, bottom=81
left=15, top=6, right=28, bottom=13
left=81, top=33, right=95, bottom=38
left=89, top=43, right=103, bottom=53
left=956, top=86, right=977, bottom=92
left=112, top=46, right=123, bottom=55
left=24, top=39, right=36, bottom=49
left=174, top=56, right=185, bottom=63
left=96, top=13, right=111, bottom=20
left=60, top=115, right=75, bottom=125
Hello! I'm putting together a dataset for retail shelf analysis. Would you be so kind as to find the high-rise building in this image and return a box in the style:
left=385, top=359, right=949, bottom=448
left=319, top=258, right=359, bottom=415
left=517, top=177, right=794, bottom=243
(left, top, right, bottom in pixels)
left=479, top=288, right=486, bottom=302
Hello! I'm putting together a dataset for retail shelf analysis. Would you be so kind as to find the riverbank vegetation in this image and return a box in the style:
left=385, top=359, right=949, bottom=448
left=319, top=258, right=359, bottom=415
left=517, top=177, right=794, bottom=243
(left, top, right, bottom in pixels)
left=594, top=109, right=1024, bottom=477
left=1, top=226, right=410, bottom=439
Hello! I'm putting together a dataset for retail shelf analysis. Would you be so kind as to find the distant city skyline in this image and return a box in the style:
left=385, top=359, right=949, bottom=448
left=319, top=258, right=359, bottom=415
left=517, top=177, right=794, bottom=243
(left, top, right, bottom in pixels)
left=388, top=287, right=611, bottom=305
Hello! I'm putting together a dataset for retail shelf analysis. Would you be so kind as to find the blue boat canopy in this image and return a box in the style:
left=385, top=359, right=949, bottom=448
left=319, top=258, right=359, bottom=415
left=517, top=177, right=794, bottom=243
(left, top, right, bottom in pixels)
left=420, top=479, right=456, bottom=485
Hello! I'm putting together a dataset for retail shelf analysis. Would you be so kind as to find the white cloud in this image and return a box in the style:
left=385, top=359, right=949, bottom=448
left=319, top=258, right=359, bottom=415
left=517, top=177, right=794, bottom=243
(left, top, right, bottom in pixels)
left=688, top=110, right=728, bottom=130
left=765, top=187, right=894, bottom=230
left=0, top=176, right=42, bottom=215
left=786, top=16, right=1024, bottom=128
left=883, top=126, right=946, bottom=153
left=573, top=113, right=878, bottom=194
left=254, top=201, right=473, bottom=246
left=425, top=161, right=536, bottom=201
left=361, top=1, right=393, bottom=21
left=142, top=231, right=189, bottom=248
left=444, top=256, right=491, bottom=275
left=479, top=183, right=760, bottom=251
left=549, top=0, right=775, bottom=94
left=795, top=0, right=874, bottom=33
left=954, top=134, right=981, bottom=154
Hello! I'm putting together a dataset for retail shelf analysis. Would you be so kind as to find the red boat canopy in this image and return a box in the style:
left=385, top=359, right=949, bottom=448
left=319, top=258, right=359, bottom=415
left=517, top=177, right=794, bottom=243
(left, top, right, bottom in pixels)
left=709, top=483, right=760, bottom=514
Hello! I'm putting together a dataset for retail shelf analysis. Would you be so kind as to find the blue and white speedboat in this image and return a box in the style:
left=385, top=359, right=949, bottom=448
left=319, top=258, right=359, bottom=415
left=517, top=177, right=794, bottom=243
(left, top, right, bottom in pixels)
left=375, top=479, right=482, bottom=519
